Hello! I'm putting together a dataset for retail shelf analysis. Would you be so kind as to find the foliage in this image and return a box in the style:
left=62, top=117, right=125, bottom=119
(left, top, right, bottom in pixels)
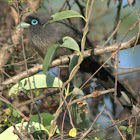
left=0, top=0, right=139, bottom=140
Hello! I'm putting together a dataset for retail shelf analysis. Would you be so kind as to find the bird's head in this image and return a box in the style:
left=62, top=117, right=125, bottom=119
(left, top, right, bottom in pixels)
left=17, top=12, right=52, bottom=29
left=17, top=12, right=75, bottom=58
left=17, top=12, right=59, bottom=57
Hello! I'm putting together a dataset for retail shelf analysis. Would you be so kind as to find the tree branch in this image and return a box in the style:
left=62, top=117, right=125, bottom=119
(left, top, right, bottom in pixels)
left=0, top=34, right=140, bottom=90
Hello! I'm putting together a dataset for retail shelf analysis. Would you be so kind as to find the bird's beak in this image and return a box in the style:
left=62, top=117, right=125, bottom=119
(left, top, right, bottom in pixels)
left=16, top=22, right=30, bottom=29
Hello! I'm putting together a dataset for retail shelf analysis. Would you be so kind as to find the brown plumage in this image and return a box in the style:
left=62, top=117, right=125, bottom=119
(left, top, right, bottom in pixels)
left=23, top=12, right=82, bottom=58
left=19, top=12, right=139, bottom=115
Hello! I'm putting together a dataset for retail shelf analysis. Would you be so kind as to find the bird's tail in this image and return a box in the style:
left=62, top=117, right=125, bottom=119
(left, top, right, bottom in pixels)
left=80, top=56, right=139, bottom=115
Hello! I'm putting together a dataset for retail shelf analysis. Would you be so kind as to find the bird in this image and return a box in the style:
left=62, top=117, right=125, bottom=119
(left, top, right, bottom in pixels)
left=17, top=12, right=139, bottom=116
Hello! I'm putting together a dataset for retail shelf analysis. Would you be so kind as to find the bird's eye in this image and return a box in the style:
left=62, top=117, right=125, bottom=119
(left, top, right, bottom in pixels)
left=31, top=19, right=39, bottom=25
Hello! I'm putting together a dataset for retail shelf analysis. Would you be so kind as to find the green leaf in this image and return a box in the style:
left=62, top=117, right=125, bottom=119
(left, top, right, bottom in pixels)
left=69, top=127, right=77, bottom=137
left=0, top=122, right=48, bottom=140
left=119, top=126, right=127, bottom=131
left=0, top=101, right=4, bottom=106
left=31, top=113, right=54, bottom=132
left=135, top=134, right=140, bottom=138
left=43, top=37, right=80, bottom=75
left=12, top=109, right=21, bottom=118
left=61, top=37, right=82, bottom=81
left=6, top=0, right=14, bottom=4
left=127, top=127, right=133, bottom=134
left=94, top=137, right=100, bottom=140
left=18, top=81, right=22, bottom=87
left=69, top=55, right=79, bottom=73
left=61, top=36, right=80, bottom=52
left=9, top=74, right=63, bottom=96
left=131, top=134, right=140, bottom=140
left=72, top=72, right=82, bottom=88
left=51, top=10, right=85, bottom=22
left=8, top=104, right=14, bottom=109
left=43, top=43, right=60, bottom=75
left=69, top=55, right=82, bottom=87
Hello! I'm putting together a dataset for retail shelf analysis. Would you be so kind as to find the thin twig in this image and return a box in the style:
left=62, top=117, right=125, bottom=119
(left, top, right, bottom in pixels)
left=106, top=110, right=126, bottom=140
left=0, top=34, right=140, bottom=91
left=132, top=11, right=140, bottom=53
left=68, top=89, right=114, bottom=107
left=102, top=20, right=121, bottom=47
left=113, top=0, right=122, bottom=41
left=117, top=67, right=140, bottom=75
left=50, top=63, right=79, bottom=136
left=61, top=110, right=67, bottom=139
left=79, top=105, right=106, bottom=140
left=0, top=95, right=29, bottom=120
left=81, top=0, right=94, bottom=53
left=86, top=112, right=140, bottom=138
left=6, top=116, right=23, bottom=140
left=114, top=17, right=140, bottom=104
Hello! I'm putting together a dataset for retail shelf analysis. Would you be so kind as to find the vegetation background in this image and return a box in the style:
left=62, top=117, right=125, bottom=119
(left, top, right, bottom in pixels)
left=0, top=0, right=140, bottom=139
